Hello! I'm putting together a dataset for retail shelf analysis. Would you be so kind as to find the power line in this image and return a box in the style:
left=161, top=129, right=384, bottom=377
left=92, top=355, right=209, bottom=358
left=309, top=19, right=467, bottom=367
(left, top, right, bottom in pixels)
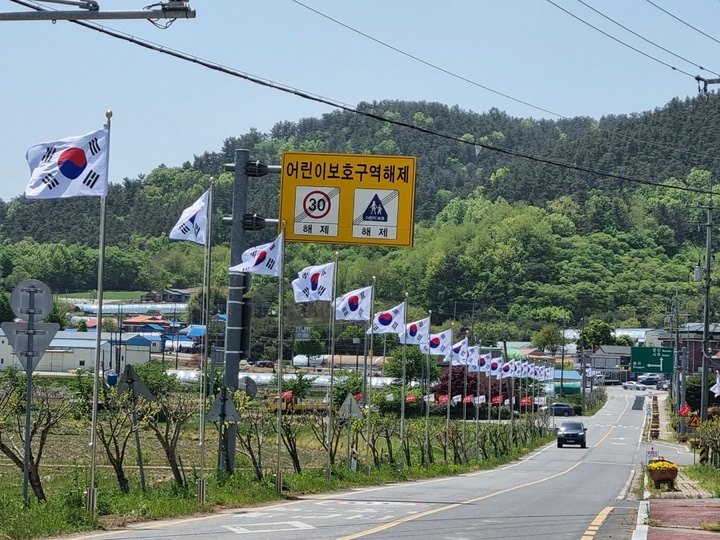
left=574, top=0, right=720, bottom=77
left=9, top=0, right=718, bottom=197
left=644, top=0, right=720, bottom=48
left=545, top=0, right=697, bottom=78
left=290, top=0, right=720, bottom=168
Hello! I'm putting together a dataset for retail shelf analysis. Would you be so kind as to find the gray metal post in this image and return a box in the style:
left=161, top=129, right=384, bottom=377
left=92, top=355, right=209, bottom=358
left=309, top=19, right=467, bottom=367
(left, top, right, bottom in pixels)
left=701, top=199, right=713, bottom=422
left=222, top=149, right=251, bottom=472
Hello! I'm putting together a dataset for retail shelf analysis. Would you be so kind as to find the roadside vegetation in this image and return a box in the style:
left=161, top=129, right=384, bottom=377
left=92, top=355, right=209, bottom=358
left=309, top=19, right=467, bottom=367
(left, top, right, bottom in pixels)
left=0, top=361, right=584, bottom=540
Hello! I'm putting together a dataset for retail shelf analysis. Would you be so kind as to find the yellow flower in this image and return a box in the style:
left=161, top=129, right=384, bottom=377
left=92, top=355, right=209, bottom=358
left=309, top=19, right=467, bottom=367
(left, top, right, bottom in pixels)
left=648, top=459, right=678, bottom=471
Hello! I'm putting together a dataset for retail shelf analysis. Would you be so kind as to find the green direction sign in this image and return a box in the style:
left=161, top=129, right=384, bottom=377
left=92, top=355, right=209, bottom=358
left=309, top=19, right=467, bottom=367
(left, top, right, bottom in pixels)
left=630, top=346, right=674, bottom=373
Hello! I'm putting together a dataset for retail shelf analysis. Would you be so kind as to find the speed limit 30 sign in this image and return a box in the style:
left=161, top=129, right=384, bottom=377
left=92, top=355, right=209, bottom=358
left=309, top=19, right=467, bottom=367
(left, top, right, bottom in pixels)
left=279, top=152, right=416, bottom=247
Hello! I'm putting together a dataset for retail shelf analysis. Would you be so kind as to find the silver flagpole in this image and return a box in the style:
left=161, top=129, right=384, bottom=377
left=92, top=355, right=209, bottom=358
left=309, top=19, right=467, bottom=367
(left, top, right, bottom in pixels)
left=364, top=277, right=376, bottom=474
left=399, top=292, right=408, bottom=466
left=325, top=252, right=339, bottom=482
left=462, top=341, right=468, bottom=458
left=87, top=110, right=111, bottom=514
left=475, top=341, right=481, bottom=462
left=488, top=354, right=492, bottom=422
left=198, top=179, right=214, bottom=504
left=424, top=310, right=432, bottom=465
left=445, top=323, right=453, bottom=464
left=275, top=226, right=286, bottom=495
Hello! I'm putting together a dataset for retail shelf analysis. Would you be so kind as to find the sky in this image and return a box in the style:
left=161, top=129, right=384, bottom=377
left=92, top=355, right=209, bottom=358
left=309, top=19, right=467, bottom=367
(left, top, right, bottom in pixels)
left=2, top=0, right=720, bottom=202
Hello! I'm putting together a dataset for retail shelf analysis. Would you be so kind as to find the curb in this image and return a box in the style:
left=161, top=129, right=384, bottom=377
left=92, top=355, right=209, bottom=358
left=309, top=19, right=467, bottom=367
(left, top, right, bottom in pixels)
left=632, top=500, right=649, bottom=540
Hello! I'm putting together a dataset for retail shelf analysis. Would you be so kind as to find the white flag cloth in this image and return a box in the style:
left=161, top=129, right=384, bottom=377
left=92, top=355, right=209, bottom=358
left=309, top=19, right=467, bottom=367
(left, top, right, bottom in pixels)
left=423, top=394, right=435, bottom=402
left=385, top=393, right=395, bottom=402
left=467, top=346, right=480, bottom=372
left=421, top=329, right=452, bottom=356
left=478, top=352, right=492, bottom=373
left=334, top=286, right=372, bottom=321
left=26, top=129, right=109, bottom=198
left=452, top=394, right=462, bottom=404
left=169, top=190, right=209, bottom=245
left=474, top=395, right=486, bottom=405
left=369, top=302, right=405, bottom=334
left=291, top=262, right=334, bottom=303
left=501, top=360, right=515, bottom=379
left=229, top=232, right=283, bottom=277
left=490, top=358, right=503, bottom=379
left=451, top=338, right=469, bottom=366
left=711, top=373, right=720, bottom=398
left=399, top=316, right=430, bottom=345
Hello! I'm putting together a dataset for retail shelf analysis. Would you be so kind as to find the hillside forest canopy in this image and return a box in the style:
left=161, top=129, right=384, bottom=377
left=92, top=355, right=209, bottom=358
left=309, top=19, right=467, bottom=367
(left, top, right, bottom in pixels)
left=0, top=96, right=718, bottom=347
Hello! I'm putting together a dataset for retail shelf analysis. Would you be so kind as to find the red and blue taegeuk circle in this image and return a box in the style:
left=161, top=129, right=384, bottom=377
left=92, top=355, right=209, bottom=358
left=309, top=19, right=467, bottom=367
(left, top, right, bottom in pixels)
left=310, top=272, right=320, bottom=291
left=378, top=312, right=393, bottom=326
left=253, top=251, right=268, bottom=267
left=57, top=147, right=87, bottom=180
left=347, top=295, right=360, bottom=311
left=429, top=336, right=441, bottom=349
left=408, top=323, right=418, bottom=337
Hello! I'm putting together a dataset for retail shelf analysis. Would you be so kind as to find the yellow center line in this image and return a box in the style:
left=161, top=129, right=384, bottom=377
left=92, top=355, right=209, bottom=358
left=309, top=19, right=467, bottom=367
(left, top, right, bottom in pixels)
left=335, top=462, right=581, bottom=540
left=580, top=506, right=614, bottom=539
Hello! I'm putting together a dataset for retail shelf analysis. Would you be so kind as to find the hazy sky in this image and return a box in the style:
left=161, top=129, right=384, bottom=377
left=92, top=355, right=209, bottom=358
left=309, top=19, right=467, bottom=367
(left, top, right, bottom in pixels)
left=2, top=0, right=718, bottom=202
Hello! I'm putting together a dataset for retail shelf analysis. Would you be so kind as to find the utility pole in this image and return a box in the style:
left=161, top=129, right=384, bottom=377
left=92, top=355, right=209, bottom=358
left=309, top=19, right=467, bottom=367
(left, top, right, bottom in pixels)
left=0, top=1, right=195, bottom=21
left=700, top=197, right=713, bottom=423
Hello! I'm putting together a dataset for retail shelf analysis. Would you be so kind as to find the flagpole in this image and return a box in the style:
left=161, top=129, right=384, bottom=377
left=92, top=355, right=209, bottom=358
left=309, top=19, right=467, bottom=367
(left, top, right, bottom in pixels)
left=424, top=310, right=432, bottom=466
left=275, top=226, right=286, bottom=495
left=475, top=341, right=481, bottom=462
left=365, top=277, right=376, bottom=474
left=462, top=344, right=468, bottom=458
left=87, top=110, right=111, bottom=514
left=399, top=292, right=408, bottom=467
left=445, top=323, right=453, bottom=464
left=325, top=251, right=339, bottom=482
left=487, top=356, right=492, bottom=422
left=198, top=179, right=214, bottom=504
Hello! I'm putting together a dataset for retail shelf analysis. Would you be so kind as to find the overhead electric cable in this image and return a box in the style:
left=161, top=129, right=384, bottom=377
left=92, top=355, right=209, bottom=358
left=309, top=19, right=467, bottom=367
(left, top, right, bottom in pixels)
left=545, top=0, right=696, bottom=78
left=644, top=0, right=720, bottom=48
left=10, top=0, right=717, bottom=197
left=575, top=0, right=720, bottom=76
left=291, top=0, right=720, bottom=167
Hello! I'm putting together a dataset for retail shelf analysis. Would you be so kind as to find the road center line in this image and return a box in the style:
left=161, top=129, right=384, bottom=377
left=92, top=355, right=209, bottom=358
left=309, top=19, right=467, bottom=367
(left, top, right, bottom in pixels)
left=335, top=462, right=581, bottom=540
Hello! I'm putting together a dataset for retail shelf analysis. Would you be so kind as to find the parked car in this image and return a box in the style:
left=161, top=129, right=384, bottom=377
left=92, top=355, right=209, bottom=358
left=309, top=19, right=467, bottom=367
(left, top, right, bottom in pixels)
left=622, top=381, right=647, bottom=391
left=557, top=421, right=587, bottom=448
left=540, top=402, right=575, bottom=416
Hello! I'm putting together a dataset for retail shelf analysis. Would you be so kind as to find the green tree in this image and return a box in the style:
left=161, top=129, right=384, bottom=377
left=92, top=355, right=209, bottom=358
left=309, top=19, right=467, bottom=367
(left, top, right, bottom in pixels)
left=579, top=319, right=615, bottom=349
left=531, top=324, right=565, bottom=355
left=45, top=300, right=70, bottom=330
left=383, top=346, right=440, bottom=384
left=0, top=292, right=13, bottom=323
left=273, top=371, right=316, bottom=401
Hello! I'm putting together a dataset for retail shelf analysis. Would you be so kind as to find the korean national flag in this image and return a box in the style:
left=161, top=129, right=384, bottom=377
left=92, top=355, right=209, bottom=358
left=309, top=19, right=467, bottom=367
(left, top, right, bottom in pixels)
left=451, top=338, right=468, bottom=366
left=467, top=345, right=480, bottom=372
left=169, top=190, right=209, bottom=245
left=229, top=232, right=283, bottom=277
left=26, top=129, right=109, bottom=198
left=421, top=329, right=452, bottom=356
left=369, top=302, right=405, bottom=334
left=399, top=316, right=430, bottom=345
left=291, top=262, right=334, bottom=303
left=334, top=286, right=372, bottom=321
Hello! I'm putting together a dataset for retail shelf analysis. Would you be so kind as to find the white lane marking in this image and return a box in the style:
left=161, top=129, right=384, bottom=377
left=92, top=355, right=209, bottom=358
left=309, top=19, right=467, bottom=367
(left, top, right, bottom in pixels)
left=222, top=521, right=315, bottom=534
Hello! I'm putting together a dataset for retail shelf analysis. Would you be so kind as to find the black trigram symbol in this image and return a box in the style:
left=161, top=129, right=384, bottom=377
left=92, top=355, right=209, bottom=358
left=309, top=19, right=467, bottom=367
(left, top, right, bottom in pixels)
left=83, top=170, right=100, bottom=189
left=41, top=147, right=56, bottom=163
left=88, top=138, right=101, bottom=156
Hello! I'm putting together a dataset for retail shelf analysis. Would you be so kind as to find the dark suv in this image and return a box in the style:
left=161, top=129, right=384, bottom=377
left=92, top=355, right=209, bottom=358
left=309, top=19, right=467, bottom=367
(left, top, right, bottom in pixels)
left=557, top=421, right=587, bottom=448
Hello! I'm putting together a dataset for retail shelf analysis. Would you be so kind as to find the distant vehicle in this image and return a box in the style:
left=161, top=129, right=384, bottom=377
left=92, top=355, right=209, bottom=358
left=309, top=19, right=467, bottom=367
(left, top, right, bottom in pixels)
left=656, top=380, right=670, bottom=391
left=638, top=374, right=661, bottom=385
left=557, top=421, right=587, bottom=448
left=622, top=381, right=647, bottom=391
left=603, top=377, right=622, bottom=386
left=540, top=402, right=575, bottom=416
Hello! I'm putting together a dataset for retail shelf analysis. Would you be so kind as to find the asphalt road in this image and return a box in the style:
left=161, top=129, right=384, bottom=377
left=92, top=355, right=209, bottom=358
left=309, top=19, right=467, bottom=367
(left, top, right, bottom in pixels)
left=62, top=388, right=650, bottom=540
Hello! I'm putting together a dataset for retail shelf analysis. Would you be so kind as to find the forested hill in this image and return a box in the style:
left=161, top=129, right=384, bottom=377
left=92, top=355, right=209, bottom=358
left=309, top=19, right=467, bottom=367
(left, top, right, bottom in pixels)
left=2, top=95, right=720, bottom=246
left=0, top=95, right=717, bottom=332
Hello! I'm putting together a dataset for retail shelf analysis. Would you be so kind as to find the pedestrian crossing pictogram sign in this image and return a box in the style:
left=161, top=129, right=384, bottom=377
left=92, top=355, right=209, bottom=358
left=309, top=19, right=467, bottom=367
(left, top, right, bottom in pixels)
left=279, top=152, right=416, bottom=247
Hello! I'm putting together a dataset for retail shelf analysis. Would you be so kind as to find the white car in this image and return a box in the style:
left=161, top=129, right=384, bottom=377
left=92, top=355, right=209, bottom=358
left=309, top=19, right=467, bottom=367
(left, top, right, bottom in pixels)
left=622, top=381, right=647, bottom=391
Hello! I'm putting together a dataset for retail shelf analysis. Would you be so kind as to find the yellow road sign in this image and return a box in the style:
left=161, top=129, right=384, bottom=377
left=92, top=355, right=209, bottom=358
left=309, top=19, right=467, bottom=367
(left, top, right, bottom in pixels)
left=278, top=152, right=417, bottom=247
left=688, top=415, right=700, bottom=428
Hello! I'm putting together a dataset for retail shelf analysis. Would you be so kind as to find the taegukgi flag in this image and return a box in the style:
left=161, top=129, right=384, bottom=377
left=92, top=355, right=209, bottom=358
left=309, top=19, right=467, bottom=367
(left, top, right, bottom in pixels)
left=399, top=316, right=430, bottom=345
left=169, top=190, right=209, bottom=245
left=291, top=261, right=334, bottom=303
left=451, top=337, right=468, bottom=366
left=229, top=232, right=283, bottom=277
left=26, top=129, right=109, bottom=198
left=467, top=346, right=480, bottom=372
left=334, top=286, right=372, bottom=321
left=369, top=302, right=405, bottom=334
left=421, top=329, right=452, bottom=356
